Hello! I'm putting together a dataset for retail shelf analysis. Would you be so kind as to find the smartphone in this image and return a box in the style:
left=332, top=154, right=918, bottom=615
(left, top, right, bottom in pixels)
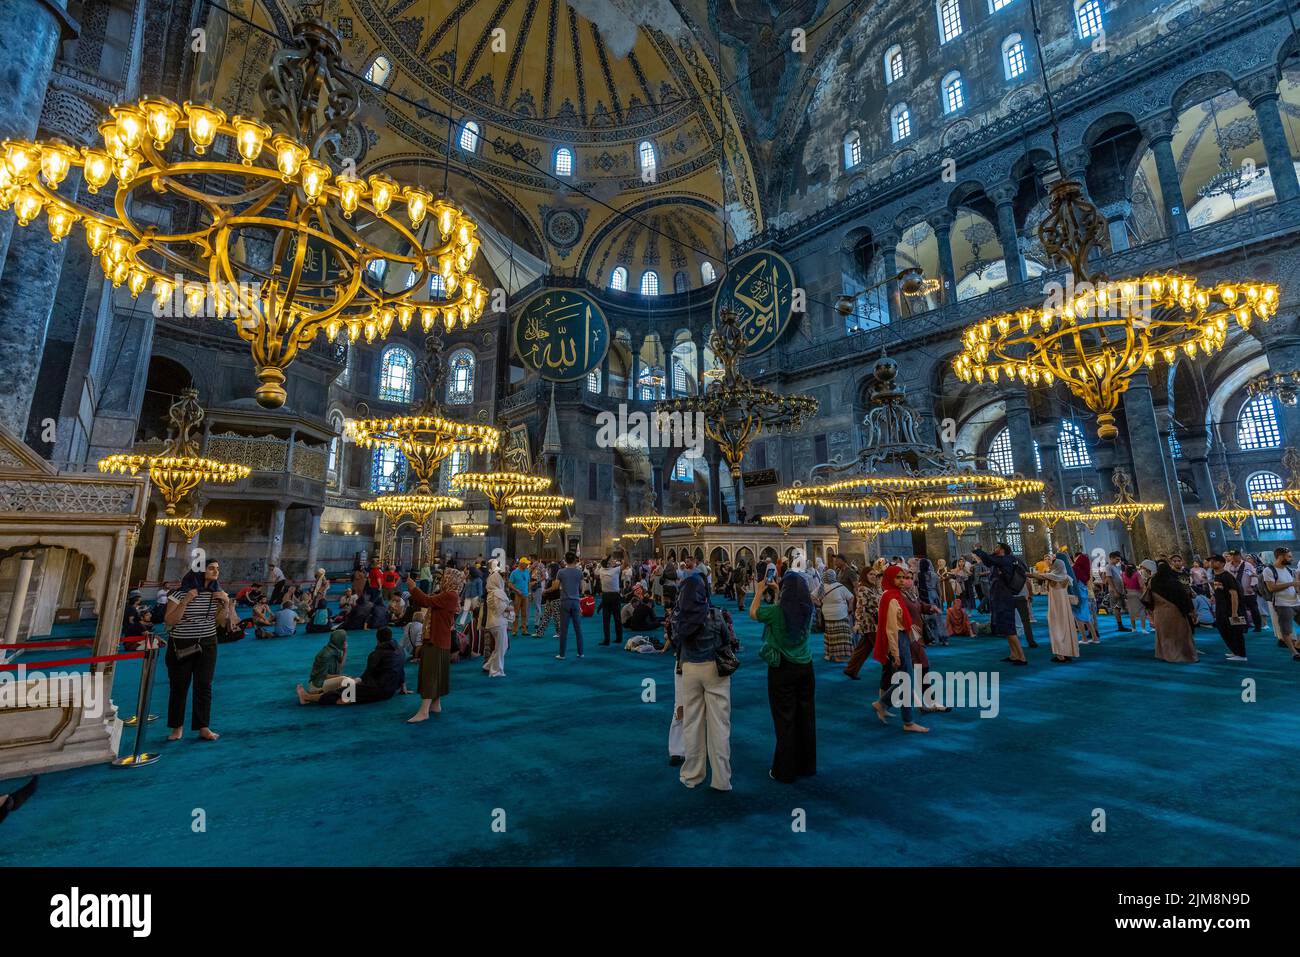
left=765, top=565, right=777, bottom=584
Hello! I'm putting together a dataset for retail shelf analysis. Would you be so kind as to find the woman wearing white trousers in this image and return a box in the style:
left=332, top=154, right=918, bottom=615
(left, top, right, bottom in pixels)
left=669, top=575, right=731, bottom=791
left=484, top=569, right=510, bottom=677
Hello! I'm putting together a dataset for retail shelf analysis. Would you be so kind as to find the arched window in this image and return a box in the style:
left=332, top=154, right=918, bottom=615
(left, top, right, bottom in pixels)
left=1075, top=0, right=1103, bottom=39
left=1248, top=471, right=1293, bottom=536
left=554, top=147, right=573, bottom=176
left=1002, top=34, right=1027, bottom=80
left=1071, top=484, right=1099, bottom=506
left=942, top=71, right=965, bottom=114
left=844, top=130, right=862, bottom=168
left=610, top=266, right=628, bottom=291
left=447, top=348, right=474, bottom=405
left=884, top=44, right=904, bottom=84
left=1058, top=421, right=1093, bottom=468
left=371, top=446, right=407, bottom=493
left=586, top=367, right=602, bottom=393
left=989, top=0, right=1014, bottom=11
left=364, top=54, right=394, bottom=87
left=366, top=259, right=387, bottom=285
left=1168, top=432, right=1183, bottom=459
left=442, top=448, right=469, bottom=493
left=988, top=427, right=1015, bottom=475
left=640, top=270, right=659, bottom=296
left=671, top=355, right=689, bottom=395
left=701, top=261, right=717, bottom=284
left=891, top=103, right=912, bottom=142
left=673, top=271, right=688, bottom=294
left=638, top=141, right=657, bottom=180
left=327, top=411, right=343, bottom=482
left=995, top=500, right=1021, bottom=552
left=937, top=0, right=963, bottom=43
left=637, top=366, right=666, bottom=401
left=1238, top=395, right=1283, bottom=450
left=672, top=457, right=693, bottom=481
left=340, top=343, right=353, bottom=388
left=458, top=119, right=480, bottom=153
left=429, top=273, right=446, bottom=298
left=378, top=345, right=415, bottom=402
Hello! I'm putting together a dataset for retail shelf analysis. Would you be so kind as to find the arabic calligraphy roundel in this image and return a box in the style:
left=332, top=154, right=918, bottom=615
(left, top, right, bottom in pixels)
left=514, top=288, right=611, bottom=382
left=712, top=249, right=797, bottom=356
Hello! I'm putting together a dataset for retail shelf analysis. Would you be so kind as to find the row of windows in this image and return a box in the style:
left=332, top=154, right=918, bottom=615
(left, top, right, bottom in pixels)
left=852, top=0, right=1103, bottom=165
left=609, top=262, right=717, bottom=294
left=987, top=421, right=1093, bottom=473
left=375, top=345, right=476, bottom=405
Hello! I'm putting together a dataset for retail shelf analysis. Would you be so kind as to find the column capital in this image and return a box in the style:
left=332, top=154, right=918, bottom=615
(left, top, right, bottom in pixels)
left=875, top=229, right=901, bottom=250
left=1098, top=199, right=1133, bottom=222
left=987, top=181, right=1018, bottom=207
left=1001, top=390, right=1030, bottom=414
left=926, top=209, right=955, bottom=233
left=1061, top=146, right=1091, bottom=179
left=1235, top=69, right=1282, bottom=108
left=1138, top=111, right=1178, bottom=144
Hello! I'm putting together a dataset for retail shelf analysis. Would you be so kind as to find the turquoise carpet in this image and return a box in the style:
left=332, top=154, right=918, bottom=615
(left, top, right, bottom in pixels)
left=3, top=596, right=1298, bottom=866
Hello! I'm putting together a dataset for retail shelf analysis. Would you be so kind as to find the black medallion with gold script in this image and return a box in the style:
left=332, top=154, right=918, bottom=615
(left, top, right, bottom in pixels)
left=712, top=249, right=796, bottom=356
left=514, top=288, right=611, bottom=382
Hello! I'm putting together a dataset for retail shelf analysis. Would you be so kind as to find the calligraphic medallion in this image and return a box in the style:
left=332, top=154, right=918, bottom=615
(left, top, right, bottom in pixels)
left=514, top=288, right=610, bottom=382
left=712, top=249, right=797, bottom=356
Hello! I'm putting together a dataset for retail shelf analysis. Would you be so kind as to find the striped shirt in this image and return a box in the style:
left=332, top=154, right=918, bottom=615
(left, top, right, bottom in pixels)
left=168, top=590, right=219, bottom=643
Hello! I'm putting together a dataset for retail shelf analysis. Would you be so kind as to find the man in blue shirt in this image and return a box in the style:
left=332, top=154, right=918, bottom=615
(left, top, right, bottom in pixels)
left=508, top=560, right=531, bottom=637
left=274, top=603, right=299, bottom=637
left=554, top=552, right=586, bottom=659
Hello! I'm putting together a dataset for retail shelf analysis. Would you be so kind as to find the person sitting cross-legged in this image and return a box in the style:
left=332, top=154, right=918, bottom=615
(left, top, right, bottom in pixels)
left=296, top=627, right=411, bottom=705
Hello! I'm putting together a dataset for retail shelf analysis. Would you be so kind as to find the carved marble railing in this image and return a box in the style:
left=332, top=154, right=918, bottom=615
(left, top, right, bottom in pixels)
left=0, top=476, right=143, bottom=516
left=292, top=444, right=327, bottom=482
left=206, top=432, right=288, bottom=472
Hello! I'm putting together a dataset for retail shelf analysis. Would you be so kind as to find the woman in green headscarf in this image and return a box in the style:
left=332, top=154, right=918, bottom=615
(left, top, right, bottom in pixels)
left=305, top=629, right=347, bottom=694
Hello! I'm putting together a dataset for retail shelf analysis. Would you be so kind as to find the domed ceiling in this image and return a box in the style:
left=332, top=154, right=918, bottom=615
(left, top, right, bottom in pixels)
left=193, top=0, right=765, bottom=293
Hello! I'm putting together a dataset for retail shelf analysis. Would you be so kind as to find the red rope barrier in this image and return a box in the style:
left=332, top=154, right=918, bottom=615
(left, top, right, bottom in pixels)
left=0, top=650, right=145, bottom=670
left=0, top=639, right=96, bottom=649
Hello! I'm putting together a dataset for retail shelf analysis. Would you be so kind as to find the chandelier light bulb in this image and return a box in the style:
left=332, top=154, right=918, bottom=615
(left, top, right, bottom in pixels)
left=183, top=102, right=224, bottom=153
left=141, top=97, right=181, bottom=148
left=4, top=141, right=42, bottom=181
left=232, top=116, right=271, bottom=165
left=272, top=134, right=306, bottom=179
left=80, top=148, right=112, bottom=192
left=39, top=141, right=74, bottom=187
left=110, top=105, right=147, bottom=151
left=404, top=187, right=430, bottom=227
left=368, top=174, right=396, bottom=213
left=299, top=159, right=329, bottom=201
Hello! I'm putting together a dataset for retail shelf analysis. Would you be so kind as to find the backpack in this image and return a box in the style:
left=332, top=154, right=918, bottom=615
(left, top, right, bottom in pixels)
left=999, top=559, right=1028, bottom=595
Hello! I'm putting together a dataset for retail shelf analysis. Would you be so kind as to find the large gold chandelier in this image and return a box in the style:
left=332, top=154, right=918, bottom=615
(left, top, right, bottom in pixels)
left=156, top=515, right=227, bottom=541
left=1196, top=474, right=1271, bottom=535
left=346, top=335, right=500, bottom=491
left=950, top=20, right=1277, bottom=441
left=98, top=388, right=250, bottom=514
left=1252, top=447, right=1300, bottom=511
left=672, top=493, right=717, bottom=536
left=656, top=306, right=818, bottom=510
left=453, top=471, right=551, bottom=512
left=760, top=512, right=809, bottom=535
left=0, top=18, right=487, bottom=409
left=1088, top=468, right=1164, bottom=531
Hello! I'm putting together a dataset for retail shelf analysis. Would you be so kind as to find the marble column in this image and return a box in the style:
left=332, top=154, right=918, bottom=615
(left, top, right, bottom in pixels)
left=1033, top=423, right=1073, bottom=553
left=1100, top=201, right=1133, bottom=253
left=1, top=554, right=37, bottom=655
left=1141, top=114, right=1189, bottom=235
left=878, top=233, right=901, bottom=322
left=1154, top=404, right=1193, bottom=557
left=145, top=516, right=167, bottom=586
left=1004, top=393, right=1047, bottom=560
left=1119, top=372, right=1182, bottom=558
left=708, top=454, right=723, bottom=522
left=305, top=506, right=324, bottom=577
left=0, top=0, right=71, bottom=288
left=988, top=182, right=1026, bottom=284
left=928, top=210, right=958, bottom=304
left=1182, top=434, right=1225, bottom=557
left=268, top=502, right=287, bottom=578
left=1238, top=70, right=1300, bottom=205
left=1061, top=147, right=1093, bottom=200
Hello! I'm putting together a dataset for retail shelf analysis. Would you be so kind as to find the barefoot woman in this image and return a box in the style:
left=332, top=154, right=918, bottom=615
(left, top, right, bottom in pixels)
left=404, top=568, right=465, bottom=722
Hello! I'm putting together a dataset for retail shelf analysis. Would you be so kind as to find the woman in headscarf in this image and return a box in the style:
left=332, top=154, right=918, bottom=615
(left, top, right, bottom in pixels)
left=1073, top=552, right=1101, bottom=643
left=749, top=565, right=816, bottom=783
left=945, top=596, right=974, bottom=636
left=404, top=567, right=466, bottom=721
left=670, top=574, right=732, bottom=790
left=1032, top=557, right=1079, bottom=662
left=844, top=565, right=883, bottom=679
left=814, top=568, right=854, bottom=662
left=483, top=566, right=511, bottom=677
left=302, top=628, right=347, bottom=697
left=1149, top=559, right=1199, bottom=663
left=310, top=567, right=329, bottom=607
left=1062, top=551, right=1100, bottom=646
left=870, top=565, right=928, bottom=733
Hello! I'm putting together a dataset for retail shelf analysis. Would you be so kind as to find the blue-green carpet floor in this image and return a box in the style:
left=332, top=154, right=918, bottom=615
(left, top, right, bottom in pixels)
left=3, top=596, right=1298, bottom=866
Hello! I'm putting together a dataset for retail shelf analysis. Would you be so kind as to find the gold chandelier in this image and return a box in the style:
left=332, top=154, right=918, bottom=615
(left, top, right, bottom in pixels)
left=98, top=388, right=250, bottom=514
left=522, top=519, right=569, bottom=540
left=656, top=306, right=818, bottom=509
left=780, top=473, right=1043, bottom=525
left=913, top=507, right=975, bottom=522
left=346, top=335, right=500, bottom=491
left=450, top=509, right=489, bottom=537
left=0, top=18, right=487, bottom=409
left=156, top=515, right=227, bottom=541
left=950, top=24, right=1278, bottom=441
left=1088, top=468, right=1165, bottom=531
left=1251, top=447, right=1300, bottom=511
left=760, top=512, right=809, bottom=535
left=672, top=493, right=716, bottom=535
left=453, top=471, right=551, bottom=512
left=1198, top=474, right=1272, bottom=534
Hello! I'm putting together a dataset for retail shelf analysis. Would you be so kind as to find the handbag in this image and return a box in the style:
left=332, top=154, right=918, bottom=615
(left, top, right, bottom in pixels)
left=169, top=635, right=202, bottom=660
left=579, top=594, right=596, bottom=617
left=710, top=611, right=740, bottom=677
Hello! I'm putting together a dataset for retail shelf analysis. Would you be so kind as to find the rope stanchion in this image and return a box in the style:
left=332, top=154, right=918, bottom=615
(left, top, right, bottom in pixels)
left=113, top=635, right=163, bottom=769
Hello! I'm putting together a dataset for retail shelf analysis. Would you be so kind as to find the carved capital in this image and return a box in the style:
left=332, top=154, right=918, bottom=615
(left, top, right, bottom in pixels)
left=988, top=181, right=1018, bottom=207
left=1236, top=69, right=1281, bottom=108
left=875, top=229, right=901, bottom=250
left=1138, top=111, right=1178, bottom=144
left=1061, top=147, right=1091, bottom=178
left=926, top=209, right=955, bottom=233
